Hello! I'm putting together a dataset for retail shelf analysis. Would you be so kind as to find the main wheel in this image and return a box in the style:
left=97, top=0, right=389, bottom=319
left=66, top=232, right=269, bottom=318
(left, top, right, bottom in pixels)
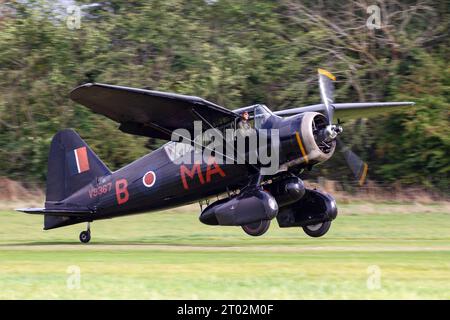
left=242, top=220, right=271, bottom=237
left=302, top=221, right=331, bottom=237
left=79, top=230, right=91, bottom=243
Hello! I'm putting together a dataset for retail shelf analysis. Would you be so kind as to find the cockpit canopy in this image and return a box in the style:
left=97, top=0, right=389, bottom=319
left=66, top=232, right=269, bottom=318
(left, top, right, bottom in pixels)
left=235, top=104, right=273, bottom=129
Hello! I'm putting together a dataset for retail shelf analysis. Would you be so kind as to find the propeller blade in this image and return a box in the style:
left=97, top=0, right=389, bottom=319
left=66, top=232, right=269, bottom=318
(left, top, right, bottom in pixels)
left=317, top=68, right=336, bottom=125
left=337, top=138, right=369, bottom=186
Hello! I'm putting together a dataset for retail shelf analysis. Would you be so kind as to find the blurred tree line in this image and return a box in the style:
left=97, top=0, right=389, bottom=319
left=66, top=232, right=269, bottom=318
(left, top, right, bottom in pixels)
left=0, top=0, right=448, bottom=191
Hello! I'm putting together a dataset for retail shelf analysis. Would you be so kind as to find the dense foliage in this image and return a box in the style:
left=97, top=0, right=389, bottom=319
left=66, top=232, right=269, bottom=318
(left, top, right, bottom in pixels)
left=0, top=0, right=448, bottom=191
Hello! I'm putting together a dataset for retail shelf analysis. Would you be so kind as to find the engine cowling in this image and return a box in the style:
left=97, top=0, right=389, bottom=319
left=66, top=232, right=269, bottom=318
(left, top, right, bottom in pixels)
left=278, top=112, right=336, bottom=170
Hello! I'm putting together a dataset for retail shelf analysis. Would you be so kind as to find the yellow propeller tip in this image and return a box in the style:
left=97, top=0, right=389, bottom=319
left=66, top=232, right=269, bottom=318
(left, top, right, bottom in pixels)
left=318, top=68, right=336, bottom=81
left=358, top=163, right=369, bottom=186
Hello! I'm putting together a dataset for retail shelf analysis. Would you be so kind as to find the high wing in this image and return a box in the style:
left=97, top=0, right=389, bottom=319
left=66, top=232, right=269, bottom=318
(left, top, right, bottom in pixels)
left=274, top=102, right=414, bottom=120
left=70, top=83, right=238, bottom=140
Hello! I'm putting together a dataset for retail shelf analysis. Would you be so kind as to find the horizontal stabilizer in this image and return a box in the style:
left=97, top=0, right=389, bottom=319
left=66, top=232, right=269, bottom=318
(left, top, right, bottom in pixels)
left=15, top=207, right=92, bottom=217
left=16, top=207, right=93, bottom=230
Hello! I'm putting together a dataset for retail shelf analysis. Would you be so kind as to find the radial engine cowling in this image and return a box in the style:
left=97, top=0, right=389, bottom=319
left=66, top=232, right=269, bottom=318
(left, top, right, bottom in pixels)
left=278, top=112, right=336, bottom=170
left=199, top=189, right=278, bottom=226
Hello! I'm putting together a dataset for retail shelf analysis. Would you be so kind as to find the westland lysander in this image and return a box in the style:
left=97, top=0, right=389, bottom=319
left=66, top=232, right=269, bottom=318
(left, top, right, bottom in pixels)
left=18, top=69, right=414, bottom=243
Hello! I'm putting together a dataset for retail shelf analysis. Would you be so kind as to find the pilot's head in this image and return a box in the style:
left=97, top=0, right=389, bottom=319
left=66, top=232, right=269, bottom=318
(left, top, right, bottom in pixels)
left=242, top=111, right=249, bottom=121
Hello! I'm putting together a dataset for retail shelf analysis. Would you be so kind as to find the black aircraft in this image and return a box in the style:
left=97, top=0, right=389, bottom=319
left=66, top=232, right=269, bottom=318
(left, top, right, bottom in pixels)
left=18, top=69, right=414, bottom=243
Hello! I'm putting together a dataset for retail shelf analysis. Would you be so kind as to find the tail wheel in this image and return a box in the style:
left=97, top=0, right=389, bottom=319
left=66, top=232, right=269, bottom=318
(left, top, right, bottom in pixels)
left=242, top=220, right=271, bottom=237
left=302, top=220, right=331, bottom=237
left=79, top=230, right=91, bottom=243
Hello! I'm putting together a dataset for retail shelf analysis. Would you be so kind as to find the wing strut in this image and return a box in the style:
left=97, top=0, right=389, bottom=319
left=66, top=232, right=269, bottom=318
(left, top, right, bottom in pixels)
left=192, top=108, right=260, bottom=171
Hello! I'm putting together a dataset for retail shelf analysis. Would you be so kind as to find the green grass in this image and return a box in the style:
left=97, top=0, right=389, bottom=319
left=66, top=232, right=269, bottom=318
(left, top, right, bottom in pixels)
left=0, top=203, right=449, bottom=299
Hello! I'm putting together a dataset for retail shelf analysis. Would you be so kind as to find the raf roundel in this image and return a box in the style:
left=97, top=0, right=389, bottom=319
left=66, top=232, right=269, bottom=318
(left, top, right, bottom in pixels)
left=142, top=171, right=156, bottom=188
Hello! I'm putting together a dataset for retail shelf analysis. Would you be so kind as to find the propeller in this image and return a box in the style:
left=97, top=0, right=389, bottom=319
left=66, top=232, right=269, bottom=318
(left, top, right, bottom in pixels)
left=336, top=137, right=369, bottom=186
left=317, top=69, right=343, bottom=140
left=317, top=69, right=368, bottom=186
left=318, top=68, right=335, bottom=126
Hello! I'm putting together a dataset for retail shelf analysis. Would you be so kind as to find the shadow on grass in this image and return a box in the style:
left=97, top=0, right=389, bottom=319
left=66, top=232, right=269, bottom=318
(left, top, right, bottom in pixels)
left=1, top=240, right=255, bottom=247
left=2, top=236, right=447, bottom=248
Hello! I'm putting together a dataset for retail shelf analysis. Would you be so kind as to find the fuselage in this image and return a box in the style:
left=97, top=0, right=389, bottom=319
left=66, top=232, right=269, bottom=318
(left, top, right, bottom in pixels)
left=65, top=144, right=253, bottom=220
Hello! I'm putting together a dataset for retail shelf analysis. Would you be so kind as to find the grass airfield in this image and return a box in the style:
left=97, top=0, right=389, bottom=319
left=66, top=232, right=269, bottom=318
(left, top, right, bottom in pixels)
left=0, top=202, right=449, bottom=299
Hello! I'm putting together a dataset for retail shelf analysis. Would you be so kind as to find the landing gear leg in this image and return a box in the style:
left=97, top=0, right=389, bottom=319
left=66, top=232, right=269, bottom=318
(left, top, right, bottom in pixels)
left=79, top=222, right=91, bottom=243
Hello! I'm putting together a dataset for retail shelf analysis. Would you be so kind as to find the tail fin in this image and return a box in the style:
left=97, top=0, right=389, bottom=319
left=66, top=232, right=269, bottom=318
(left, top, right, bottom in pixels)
left=16, top=129, right=111, bottom=230
left=45, top=129, right=111, bottom=203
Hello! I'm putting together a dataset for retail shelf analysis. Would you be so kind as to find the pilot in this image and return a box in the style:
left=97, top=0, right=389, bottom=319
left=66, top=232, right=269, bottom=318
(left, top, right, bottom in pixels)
left=237, top=111, right=253, bottom=136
